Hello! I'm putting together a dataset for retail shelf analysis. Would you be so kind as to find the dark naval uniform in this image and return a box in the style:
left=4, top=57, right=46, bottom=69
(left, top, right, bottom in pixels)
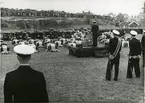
left=91, top=23, right=99, bottom=47
left=4, top=65, right=49, bottom=103
left=126, top=38, right=142, bottom=78
left=141, top=35, right=145, bottom=67
left=105, top=37, right=122, bottom=81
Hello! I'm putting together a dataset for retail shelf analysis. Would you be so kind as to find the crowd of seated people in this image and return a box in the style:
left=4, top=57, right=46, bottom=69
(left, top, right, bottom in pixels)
left=1, top=27, right=136, bottom=54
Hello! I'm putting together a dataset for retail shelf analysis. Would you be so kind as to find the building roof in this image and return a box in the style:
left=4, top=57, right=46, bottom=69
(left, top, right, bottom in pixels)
left=128, top=21, right=139, bottom=26
left=119, top=21, right=140, bottom=27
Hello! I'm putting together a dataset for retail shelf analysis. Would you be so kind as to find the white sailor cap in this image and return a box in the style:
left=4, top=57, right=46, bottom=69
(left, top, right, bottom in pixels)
left=112, top=30, right=120, bottom=35
left=93, top=20, right=97, bottom=23
left=14, top=44, right=35, bottom=55
left=130, top=30, right=137, bottom=36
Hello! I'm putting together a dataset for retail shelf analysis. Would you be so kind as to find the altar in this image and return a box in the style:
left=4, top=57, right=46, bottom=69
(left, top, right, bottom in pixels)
left=68, top=43, right=109, bottom=58
left=68, top=30, right=109, bottom=58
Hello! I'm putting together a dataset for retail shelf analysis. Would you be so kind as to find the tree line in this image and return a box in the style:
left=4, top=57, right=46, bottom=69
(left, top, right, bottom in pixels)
left=1, top=8, right=113, bottom=21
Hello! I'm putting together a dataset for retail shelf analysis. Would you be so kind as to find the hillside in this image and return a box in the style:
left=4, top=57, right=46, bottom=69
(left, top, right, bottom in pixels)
left=1, top=7, right=145, bottom=33
left=1, top=16, right=116, bottom=32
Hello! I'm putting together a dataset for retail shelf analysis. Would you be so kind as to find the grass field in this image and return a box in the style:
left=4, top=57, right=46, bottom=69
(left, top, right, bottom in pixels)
left=0, top=35, right=144, bottom=103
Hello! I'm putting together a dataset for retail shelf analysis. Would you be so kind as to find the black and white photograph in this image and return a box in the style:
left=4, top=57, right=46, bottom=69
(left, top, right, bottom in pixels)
left=0, top=0, right=145, bottom=103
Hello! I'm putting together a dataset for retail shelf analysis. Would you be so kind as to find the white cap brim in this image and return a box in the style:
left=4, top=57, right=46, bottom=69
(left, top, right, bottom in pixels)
left=130, top=30, right=137, bottom=36
left=113, top=30, right=120, bottom=35
left=14, top=44, right=35, bottom=55
left=93, top=20, right=96, bottom=23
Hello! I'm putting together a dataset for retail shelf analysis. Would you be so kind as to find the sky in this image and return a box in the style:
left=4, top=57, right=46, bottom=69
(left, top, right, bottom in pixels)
left=1, top=0, right=145, bottom=16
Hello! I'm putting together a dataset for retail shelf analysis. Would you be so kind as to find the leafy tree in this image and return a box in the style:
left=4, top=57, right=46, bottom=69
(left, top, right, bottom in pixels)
left=16, top=20, right=25, bottom=29
left=114, top=13, right=129, bottom=23
left=1, top=20, right=8, bottom=28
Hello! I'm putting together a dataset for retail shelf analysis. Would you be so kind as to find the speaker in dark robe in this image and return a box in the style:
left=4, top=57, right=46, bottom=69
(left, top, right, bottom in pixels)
left=91, top=21, right=99, bottom=47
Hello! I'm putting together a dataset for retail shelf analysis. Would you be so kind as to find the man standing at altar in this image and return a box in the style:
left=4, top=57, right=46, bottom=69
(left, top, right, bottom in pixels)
left=91, top=20, right=99, bottom=47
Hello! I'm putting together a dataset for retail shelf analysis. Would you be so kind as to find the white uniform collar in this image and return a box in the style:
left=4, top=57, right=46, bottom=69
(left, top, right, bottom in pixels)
left=20, top=64, right=30, bottom=66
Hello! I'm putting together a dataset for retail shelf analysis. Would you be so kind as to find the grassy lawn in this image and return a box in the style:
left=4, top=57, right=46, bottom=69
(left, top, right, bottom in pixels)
left=0, top=36, right=144, bottom=103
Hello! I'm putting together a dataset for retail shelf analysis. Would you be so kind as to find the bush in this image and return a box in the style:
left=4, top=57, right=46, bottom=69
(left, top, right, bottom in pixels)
left=1, top=20, right=8, bottom=28
left=16, top=20, right=26, bottom=29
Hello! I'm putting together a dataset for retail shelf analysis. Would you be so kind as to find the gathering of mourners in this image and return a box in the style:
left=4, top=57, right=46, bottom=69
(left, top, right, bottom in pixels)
left=1, top=28, right=91, bottom=53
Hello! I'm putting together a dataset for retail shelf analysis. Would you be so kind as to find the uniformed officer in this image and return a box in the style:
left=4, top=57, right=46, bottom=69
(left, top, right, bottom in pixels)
left=105, top=30, right=122, bottom=81
left=126, top=30, right=142, bottom=78
left=141, top=30, right=145, bottom=67
left=4, top=45, right=49, bottom=103
left=91, top=20, right=99, bottom=47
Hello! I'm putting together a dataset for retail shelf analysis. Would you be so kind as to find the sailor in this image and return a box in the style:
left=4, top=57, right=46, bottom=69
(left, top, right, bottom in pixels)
left=105, top=30, right=122, bottom=81
left=141, top=30, right=145, bottom=67
left=126, top=30, right=142, bottom=78
left=4, top=45, right=49, bottom=102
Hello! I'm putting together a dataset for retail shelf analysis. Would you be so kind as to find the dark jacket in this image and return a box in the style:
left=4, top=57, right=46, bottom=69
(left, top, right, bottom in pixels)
left=4, top=66, right=49, bottom=103
left=91, top=24, right=99, bottom=39
left=129, top=38, right=142, bottom=56
left=108, top=37, right=122, bottom=60
left=141, top=35, right=145, bottom=51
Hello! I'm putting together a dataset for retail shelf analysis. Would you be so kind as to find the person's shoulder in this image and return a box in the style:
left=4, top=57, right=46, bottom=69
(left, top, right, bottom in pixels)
left=129, top=38, right=140, bottom=44
left=31, top=68, right=44, bottom=76
left=110, top=37, right=115, bottom=41
left=109, top=38, right=113, bottom=42
left=92, top=25, right=97, bottom=27
left=5, top=69, right=18, bottom=78
left=31, top=70, right=45, bottom=80
left=129, top=38, right=135, bottom=41
left=143, top=35, right=145, bottom=38
left=135, top=38, right=141, bottom=42
left=94, top=25, right=99, bottom=27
